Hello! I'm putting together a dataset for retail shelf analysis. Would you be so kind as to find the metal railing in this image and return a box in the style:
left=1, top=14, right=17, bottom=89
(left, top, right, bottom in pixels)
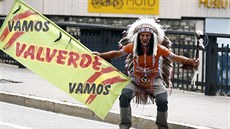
left=0, top=20, right=229, bottom=96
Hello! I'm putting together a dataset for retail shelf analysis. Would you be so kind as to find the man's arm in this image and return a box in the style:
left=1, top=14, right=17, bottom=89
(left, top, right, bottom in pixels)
left=92, top=50, right=123, bottom=60
left=159, top=44, right=199, bottom=67
left=171, top=54, right=199, bottom=67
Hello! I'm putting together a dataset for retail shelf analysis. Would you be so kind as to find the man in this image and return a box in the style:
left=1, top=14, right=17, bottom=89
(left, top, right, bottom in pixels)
left=93, top=17, right=199, bottom=129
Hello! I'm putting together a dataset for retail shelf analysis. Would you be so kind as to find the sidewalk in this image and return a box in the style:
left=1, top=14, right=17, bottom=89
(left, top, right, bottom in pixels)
left=0, top=63, right=229, bottom=129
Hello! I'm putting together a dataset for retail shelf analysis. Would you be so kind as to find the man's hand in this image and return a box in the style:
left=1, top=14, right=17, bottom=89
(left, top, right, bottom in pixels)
left=186, top=58, right=200, bottom=67
left=190, top=58, right=200, bottom=67
left=180, top=58, right=200, bottom=70
left=92, top=51, right=101, bottom=57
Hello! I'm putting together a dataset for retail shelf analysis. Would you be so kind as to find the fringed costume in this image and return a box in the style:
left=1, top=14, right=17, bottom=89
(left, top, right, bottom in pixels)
left=96, top=17, right=199, bottom=129
left=118, top=18, right=174, bottom=105
left=118, top=17, right=172, bottom=129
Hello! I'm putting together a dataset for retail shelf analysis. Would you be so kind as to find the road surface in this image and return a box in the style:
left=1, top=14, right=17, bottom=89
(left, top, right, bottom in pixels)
left=0, top=101, right=134, bottom=129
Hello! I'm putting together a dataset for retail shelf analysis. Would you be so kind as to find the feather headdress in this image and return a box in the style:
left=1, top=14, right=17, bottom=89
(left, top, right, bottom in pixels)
left=126, top=17, right=165, bottom=57
left=118, top=17, right=173, bottom=104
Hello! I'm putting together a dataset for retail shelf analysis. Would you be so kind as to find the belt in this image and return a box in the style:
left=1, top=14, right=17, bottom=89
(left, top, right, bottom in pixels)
left=131, top=75, right=161, bottom=85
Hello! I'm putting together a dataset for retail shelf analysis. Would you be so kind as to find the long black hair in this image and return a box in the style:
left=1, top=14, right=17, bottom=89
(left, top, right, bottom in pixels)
left=136, top=33, right=154, bottom=56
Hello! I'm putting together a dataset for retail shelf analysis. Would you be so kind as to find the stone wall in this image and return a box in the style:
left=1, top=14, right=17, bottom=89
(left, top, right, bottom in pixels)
left=47, top=15, right=203, bottom=32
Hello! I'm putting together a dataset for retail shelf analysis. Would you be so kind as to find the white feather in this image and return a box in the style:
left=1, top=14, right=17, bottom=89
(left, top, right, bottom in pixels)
left=153, top=33, right=158, bottom=56
left=127, top=17, right=165, bottom=44
left=127, top=17, right=164, bottom=57
left=132, top=33, right=138, bottom=57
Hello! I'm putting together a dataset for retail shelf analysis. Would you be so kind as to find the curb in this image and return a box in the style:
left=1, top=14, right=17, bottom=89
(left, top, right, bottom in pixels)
left=0, top=91, right=212, bottom=129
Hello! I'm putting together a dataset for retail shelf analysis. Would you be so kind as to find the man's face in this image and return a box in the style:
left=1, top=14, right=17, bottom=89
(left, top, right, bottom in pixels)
left=139, top=32, right=151, bottom=47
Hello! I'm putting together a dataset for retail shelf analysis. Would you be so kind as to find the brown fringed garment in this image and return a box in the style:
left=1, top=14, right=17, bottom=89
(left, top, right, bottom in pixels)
left=118, top=31, right=173, bottom=104
left=160, top=37, right=173, bottom=88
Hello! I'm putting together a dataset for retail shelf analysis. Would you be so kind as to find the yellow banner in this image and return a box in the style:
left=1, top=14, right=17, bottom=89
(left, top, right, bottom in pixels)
left=88, top=0, right=159, bottom=15
left=0, top=0, right=130, bottom=119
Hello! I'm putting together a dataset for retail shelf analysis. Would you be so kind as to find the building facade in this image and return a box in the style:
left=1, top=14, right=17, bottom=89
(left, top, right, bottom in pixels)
left=0, top=0, right=229, bottom=93
left=0, top=0, right=230, bottom=33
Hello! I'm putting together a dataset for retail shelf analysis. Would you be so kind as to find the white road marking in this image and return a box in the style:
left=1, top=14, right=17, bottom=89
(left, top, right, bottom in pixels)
left=0, top=121, right=32, bottom=129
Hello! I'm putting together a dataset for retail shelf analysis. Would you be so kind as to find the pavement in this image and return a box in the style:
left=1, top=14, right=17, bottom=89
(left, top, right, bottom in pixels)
left=0, top=63, right=230, bottom=129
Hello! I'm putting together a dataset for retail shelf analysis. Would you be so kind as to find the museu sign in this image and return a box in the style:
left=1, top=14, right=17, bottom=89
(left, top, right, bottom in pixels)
left=199, top=0, right=229, bottom=9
